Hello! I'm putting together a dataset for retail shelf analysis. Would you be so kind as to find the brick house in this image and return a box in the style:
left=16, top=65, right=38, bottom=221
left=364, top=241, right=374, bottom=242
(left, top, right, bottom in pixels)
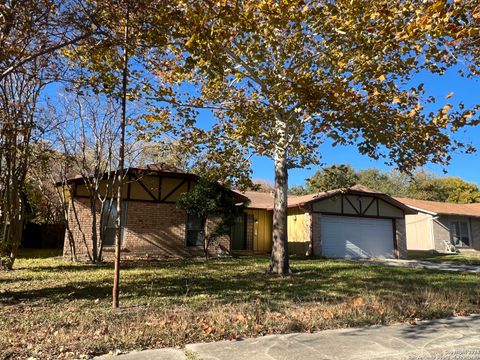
left=62, top=164, right=248, bottom=261
left=63, top=163, right=414, bottom=261
left=395, top=197, right=480, bottom=252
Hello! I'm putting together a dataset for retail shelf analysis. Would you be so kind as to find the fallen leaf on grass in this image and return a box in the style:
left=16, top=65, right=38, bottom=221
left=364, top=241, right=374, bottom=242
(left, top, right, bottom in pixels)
left=235, top=314, right=246, bottom=322
left=353, top=297, right=365, bottom=307
left=201, top=322, right=215, bottom=335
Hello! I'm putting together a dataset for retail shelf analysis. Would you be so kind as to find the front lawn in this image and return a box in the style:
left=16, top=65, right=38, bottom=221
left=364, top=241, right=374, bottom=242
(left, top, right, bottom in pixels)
left=408, top=250, right=480, bottom=266
left=1, top=252, right=479, bottom=359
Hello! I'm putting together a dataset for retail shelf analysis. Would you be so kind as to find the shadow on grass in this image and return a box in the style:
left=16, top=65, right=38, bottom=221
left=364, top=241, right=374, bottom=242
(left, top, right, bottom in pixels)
left=17, top=248, right=63, bottom=259
left=2, top=257, right=479, bottom=309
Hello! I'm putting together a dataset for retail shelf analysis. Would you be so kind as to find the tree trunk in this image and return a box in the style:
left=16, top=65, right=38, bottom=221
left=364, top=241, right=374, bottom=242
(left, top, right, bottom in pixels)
left=269, top=118, right=290, bottom=274
left=203, top=217, right=209, bottom=260
left=113, top=0, right=129, bottom=309
left=90, top=196, right=98, bottom=263
left=70, top=194, right=92, bottom=262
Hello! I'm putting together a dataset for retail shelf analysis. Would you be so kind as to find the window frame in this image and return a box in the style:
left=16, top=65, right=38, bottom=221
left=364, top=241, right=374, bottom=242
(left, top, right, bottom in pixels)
left=449, top=219, right=471, bottom=247
left=185, top=213, right=205, bottom=247
left=101, top=200, right=128, bottom=247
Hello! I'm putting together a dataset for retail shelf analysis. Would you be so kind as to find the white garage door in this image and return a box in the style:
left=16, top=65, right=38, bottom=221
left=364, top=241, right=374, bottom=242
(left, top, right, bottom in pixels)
left=321, top=215, right=394, bottom=259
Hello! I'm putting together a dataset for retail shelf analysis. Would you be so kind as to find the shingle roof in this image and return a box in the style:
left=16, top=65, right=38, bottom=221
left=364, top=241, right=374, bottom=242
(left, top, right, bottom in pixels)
left=135, top=163, right=185, bottom=173
left=287, top=185, right=383, bottom=207
left=240, top=191, right=276, bottom=209
left=240, top=185, right=415, bottom=214
left=395, top=197, right=480, bottom=218
left=59, top=163, right=195, bottom=186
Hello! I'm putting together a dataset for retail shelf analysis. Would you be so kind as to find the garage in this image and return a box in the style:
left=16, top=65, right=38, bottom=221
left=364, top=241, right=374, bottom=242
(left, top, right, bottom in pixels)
left=321, top=215, right=395, bottom=259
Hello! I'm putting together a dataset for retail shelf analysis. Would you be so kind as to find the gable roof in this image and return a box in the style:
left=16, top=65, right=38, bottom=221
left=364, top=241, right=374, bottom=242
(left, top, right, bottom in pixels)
left=58, top=162, right=195, bottom=186
left=240, top=185, right=416, bottom=214
left=395, top=197, right=480, bottom=218
left=58, top=162, right=250, bottom=203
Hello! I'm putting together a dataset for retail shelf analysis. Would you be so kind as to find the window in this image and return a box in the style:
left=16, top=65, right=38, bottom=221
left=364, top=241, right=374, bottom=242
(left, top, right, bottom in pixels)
left=101, top=200, right=127, bottom=247
left=186, top=214, right=204, bottom=247
left=449, top=220, right=470, bottom=247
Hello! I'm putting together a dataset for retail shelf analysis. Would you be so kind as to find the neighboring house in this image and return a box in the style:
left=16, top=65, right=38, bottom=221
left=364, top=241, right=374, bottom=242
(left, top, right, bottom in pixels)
left=395, top=198, right=480, bottom=253
left=235, top=185, right=415, bottom=259
left=62, top=163, right=248, bottom=261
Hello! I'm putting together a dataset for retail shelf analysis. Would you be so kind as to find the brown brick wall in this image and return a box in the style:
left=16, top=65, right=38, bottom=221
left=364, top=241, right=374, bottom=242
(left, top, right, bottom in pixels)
left=395, top=218, right=407, bottom=259
left=311, top=213, right=322, bottom=256
left=64, top=198, right=99, bottom=261
left=432, top=216, right=453, bottom=252
left=64, top=198, right=231, bottom=261
left=471, top=218, right=480, bottom=251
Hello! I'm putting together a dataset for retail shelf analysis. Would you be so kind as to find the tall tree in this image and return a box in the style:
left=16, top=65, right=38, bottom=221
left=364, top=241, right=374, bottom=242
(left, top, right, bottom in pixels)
left=62, top=0, right=185, bottom=307
left=357, top=168, right=410, bottom=196
left=307, top=165, right=358, bottom=193
left=406, top=171, right=480, bottom=203
left=50, top=92, right=122, bottom=263
left=0, top=0, right=98, bottom=81
left=0, top=63, right=46, bottom=269
left=150, top=0, right=480, bottom=274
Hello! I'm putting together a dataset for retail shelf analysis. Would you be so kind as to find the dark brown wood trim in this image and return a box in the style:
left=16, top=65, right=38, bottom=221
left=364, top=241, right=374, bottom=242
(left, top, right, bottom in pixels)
left=158, top=175, right=162, bottom=202
left=362, top=197, right=376, bottom=215
left=136, top=177, right=158, bottom=201
left=344, top=195, right=360, bottom=215
left=64, top=169, right=198, bottom=186
left=243, top=212, right=248, bottom=251
left=73, top=195, right=177, bottom=205
left=127, top=175, right=132, bottom=200
left=161, top=179, right=187, bottom=202
left=392, top=219, right=399, bottom=258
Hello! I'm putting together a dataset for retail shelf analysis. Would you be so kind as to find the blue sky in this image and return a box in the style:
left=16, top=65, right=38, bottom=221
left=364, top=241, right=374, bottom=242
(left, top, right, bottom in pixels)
left=251, top=69, right=480, bottom=187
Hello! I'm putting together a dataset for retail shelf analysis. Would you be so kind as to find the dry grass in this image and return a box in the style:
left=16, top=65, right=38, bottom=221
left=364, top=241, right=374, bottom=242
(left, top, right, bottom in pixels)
left=1, top=250, right=479, bottom=359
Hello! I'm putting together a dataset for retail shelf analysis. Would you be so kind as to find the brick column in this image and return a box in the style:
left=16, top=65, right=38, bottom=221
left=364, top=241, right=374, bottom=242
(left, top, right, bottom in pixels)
left=311, top=213, right=322, bottom=256
left=395, top=218, right=407, bottom=259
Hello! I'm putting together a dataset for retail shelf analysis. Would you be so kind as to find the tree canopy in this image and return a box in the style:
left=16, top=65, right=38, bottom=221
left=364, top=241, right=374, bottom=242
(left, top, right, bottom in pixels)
left=145, top=0, right=480, bottom=273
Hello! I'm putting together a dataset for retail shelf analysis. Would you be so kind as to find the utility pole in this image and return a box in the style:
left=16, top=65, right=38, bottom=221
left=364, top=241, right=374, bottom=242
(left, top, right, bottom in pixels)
left=113, top=0, right=129, bottom=309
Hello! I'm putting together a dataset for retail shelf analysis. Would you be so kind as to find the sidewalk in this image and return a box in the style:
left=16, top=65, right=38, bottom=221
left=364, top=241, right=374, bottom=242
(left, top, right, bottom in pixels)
left=356, top=259, right=480, bottom=273
left=96, top=315, right=480, bottom=360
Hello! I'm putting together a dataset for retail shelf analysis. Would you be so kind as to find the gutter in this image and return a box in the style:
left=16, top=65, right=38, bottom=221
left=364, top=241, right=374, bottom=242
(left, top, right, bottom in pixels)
left=403, top=205, right=438, bottom=216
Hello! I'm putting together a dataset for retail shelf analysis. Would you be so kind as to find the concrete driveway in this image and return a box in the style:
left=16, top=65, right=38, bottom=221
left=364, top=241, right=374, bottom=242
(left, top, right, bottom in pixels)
left=354, top=259, right=480, bottom=273
left=96, top=316, right=480, bottom=360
